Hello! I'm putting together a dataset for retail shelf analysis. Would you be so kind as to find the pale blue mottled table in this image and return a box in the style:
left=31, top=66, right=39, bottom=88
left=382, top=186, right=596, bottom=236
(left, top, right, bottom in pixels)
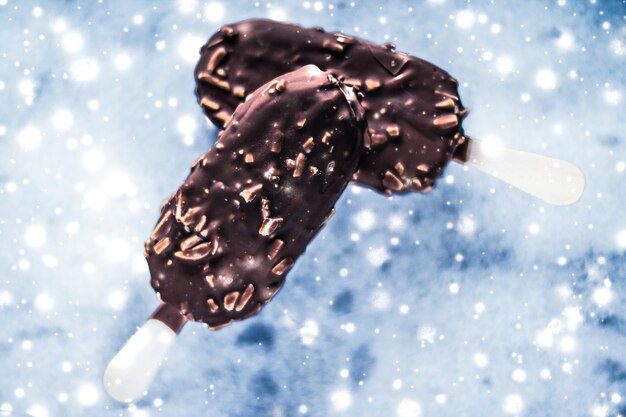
left=1, top=1, right=626, bottom=416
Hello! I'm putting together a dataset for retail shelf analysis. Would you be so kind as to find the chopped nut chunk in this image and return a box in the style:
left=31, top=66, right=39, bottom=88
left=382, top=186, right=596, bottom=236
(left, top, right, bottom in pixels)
left=153, top=237, right=171, bottom=254
left=433, top=114, right=459, bottom=129
left=267, top=239, right=284, bottom=260
left=272, top=257, right=294, bottom=276
left=322, top=39, right=344, bottom=53
left=293, top=153, right=306, bottom=177
left=365, top=79, right=381, bottom=90
left=207, top=298, right=219, bottom=312
left=435, top=98, right=456, bottom=109
left=259, top=217, right=284, bottom=236
left=200, top=97, right=220, bottom=111
left=180, top=235, right=202, bottom=251
left=371, top=133, right=387, bottom=146
left=302, top=137, right=315, bottom=153
left=382, top=170, right=404, bottom=191
left=223, top=292, right=240, bottom=311
left=239, top=183, right=263, bottom=203
left=233, top=86, right=246, bottom=98
left=385, top=125, right=400, bottom=137
left=394, top=162, right=405, bottom=176
left=235, top=284, right=255, bottom=311
left=260, top=197, right=270, bottom=219
left=206, top=47, right=227, bottom=73
left=174, top=242, right=214, bottom=260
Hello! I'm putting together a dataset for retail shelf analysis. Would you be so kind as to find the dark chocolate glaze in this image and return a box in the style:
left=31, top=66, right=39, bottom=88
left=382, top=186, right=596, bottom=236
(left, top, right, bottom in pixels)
left=146, top=65, right=365, bottom=329
left=195, top=19, right=468, bottom=194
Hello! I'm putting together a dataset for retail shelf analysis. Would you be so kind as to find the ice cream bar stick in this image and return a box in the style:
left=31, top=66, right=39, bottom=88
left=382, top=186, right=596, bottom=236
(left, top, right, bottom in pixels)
left=456, top=138, right=585, bottom=206
left=103, top=303, right=186, bottom=403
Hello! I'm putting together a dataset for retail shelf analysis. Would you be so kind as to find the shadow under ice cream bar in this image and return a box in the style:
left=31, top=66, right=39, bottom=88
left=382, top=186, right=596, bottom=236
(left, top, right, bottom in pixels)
left=195, top=19, right=584, bottom=204
left=104, top=65, right=365, bottom=402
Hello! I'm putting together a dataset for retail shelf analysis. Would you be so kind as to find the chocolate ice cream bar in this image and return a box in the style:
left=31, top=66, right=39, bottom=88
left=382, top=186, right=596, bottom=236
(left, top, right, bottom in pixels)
left=105, top=64, right=364, bottom=403
left=195, top=19, right=468, bottom=194
left=146, top=65, right=365, bottom=329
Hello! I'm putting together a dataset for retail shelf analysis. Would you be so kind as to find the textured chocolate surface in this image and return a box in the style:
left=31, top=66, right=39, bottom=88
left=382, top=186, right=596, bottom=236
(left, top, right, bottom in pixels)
left=195, top=19, right=468, bottom=194
left=146, top=65, right=365, bottom=328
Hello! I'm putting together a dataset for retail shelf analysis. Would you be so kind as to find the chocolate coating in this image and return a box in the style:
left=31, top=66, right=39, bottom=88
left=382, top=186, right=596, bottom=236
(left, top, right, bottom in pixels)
left=146, top=65, right=365, bottom=328
left=195, top=19, right=468, bottom=194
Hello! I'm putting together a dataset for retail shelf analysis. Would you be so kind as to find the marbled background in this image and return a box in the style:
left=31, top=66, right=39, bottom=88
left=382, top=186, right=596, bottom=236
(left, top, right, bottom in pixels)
left=1, top=1, right=625, bottom=416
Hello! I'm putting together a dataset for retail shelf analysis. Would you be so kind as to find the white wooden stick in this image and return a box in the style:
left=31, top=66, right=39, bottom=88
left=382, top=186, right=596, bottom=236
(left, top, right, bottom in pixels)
left=458, top=138, right=585, bottom=206
left=103, top=317, right=180, bottom=403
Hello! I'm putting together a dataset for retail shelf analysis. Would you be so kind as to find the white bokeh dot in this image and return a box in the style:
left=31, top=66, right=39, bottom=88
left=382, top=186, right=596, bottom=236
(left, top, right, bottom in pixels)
left=503, top=394, right=524, bottom=414
left=205, top=2, right=225, bottom=21
left=18, top=126, right=42, bottom=151
left=51, top=109, right=74, bottom=131
left=35, top=293, right=55, bottom=312
left=536, top=69, right=557, bottom=90
left=83, top=149, right=105, bottom=171
left=42, top=254, right=58, bottom=268
left=354, top=209, right=375, bottom=231
left=512, top=369, right=527, bottom=382
left=397, top=399, right=422, bottom=417
left=114, top=53, right=132, bottom=70
left=556, top=30, right=574, bottom=50
left=77, top=384, right=99, bottom=406
left=330, top=389, right=352, bottom=410
left=456, top=10, right=475, bottom=29
left=177, top=115, right=197, bottom=135
left=18, top=78, right=35, bottom=97
left=107, top=290, right=127, bottom=310
left=62, top=32, right=84, bottom=53
left=474, top=352, right=489, bottom=367
left=592, top=287, right=613, bottom=307
left=179, top=36, right=205, bottom=63
left=105, top=237, right=131, bottom=263
left=268, top=7, right=288, bottom=21
left=559, top=335, right=576, bottom=352
left=604, top=89, right=620, bottom=105
left=616, top=230, right=626, bottom=249
left=27, top=405, right=49, bottom=417
left=299, top=320, right=319, bottom=345
left=495, top=56, right=514, bottom=75
left=71, top=58, right=100, bottom=82
left=25, top=224, right=47, bottom=248
left=178, top=0, right=198, bottom=13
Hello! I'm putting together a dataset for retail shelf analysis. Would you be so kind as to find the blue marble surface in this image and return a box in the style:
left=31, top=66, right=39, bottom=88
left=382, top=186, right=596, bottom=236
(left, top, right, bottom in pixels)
left=1, top=1, right=626, bottom=416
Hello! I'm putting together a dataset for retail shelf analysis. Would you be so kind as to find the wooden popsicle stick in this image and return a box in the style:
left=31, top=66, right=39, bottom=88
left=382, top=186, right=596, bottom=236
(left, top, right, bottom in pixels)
left=455, top=138, right=585, bottom=206
left=103, top=304, right=186, bottom=403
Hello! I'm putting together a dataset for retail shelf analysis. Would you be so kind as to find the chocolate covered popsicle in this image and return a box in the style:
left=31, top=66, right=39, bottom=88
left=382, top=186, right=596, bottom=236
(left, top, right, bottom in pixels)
left=195, top=19, right=585, bottom=206
left=147, top=64, right=364, bottom=328
left=195, top=19, right=468, bottom=194
left=104, top=65, right=365, bottom=402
